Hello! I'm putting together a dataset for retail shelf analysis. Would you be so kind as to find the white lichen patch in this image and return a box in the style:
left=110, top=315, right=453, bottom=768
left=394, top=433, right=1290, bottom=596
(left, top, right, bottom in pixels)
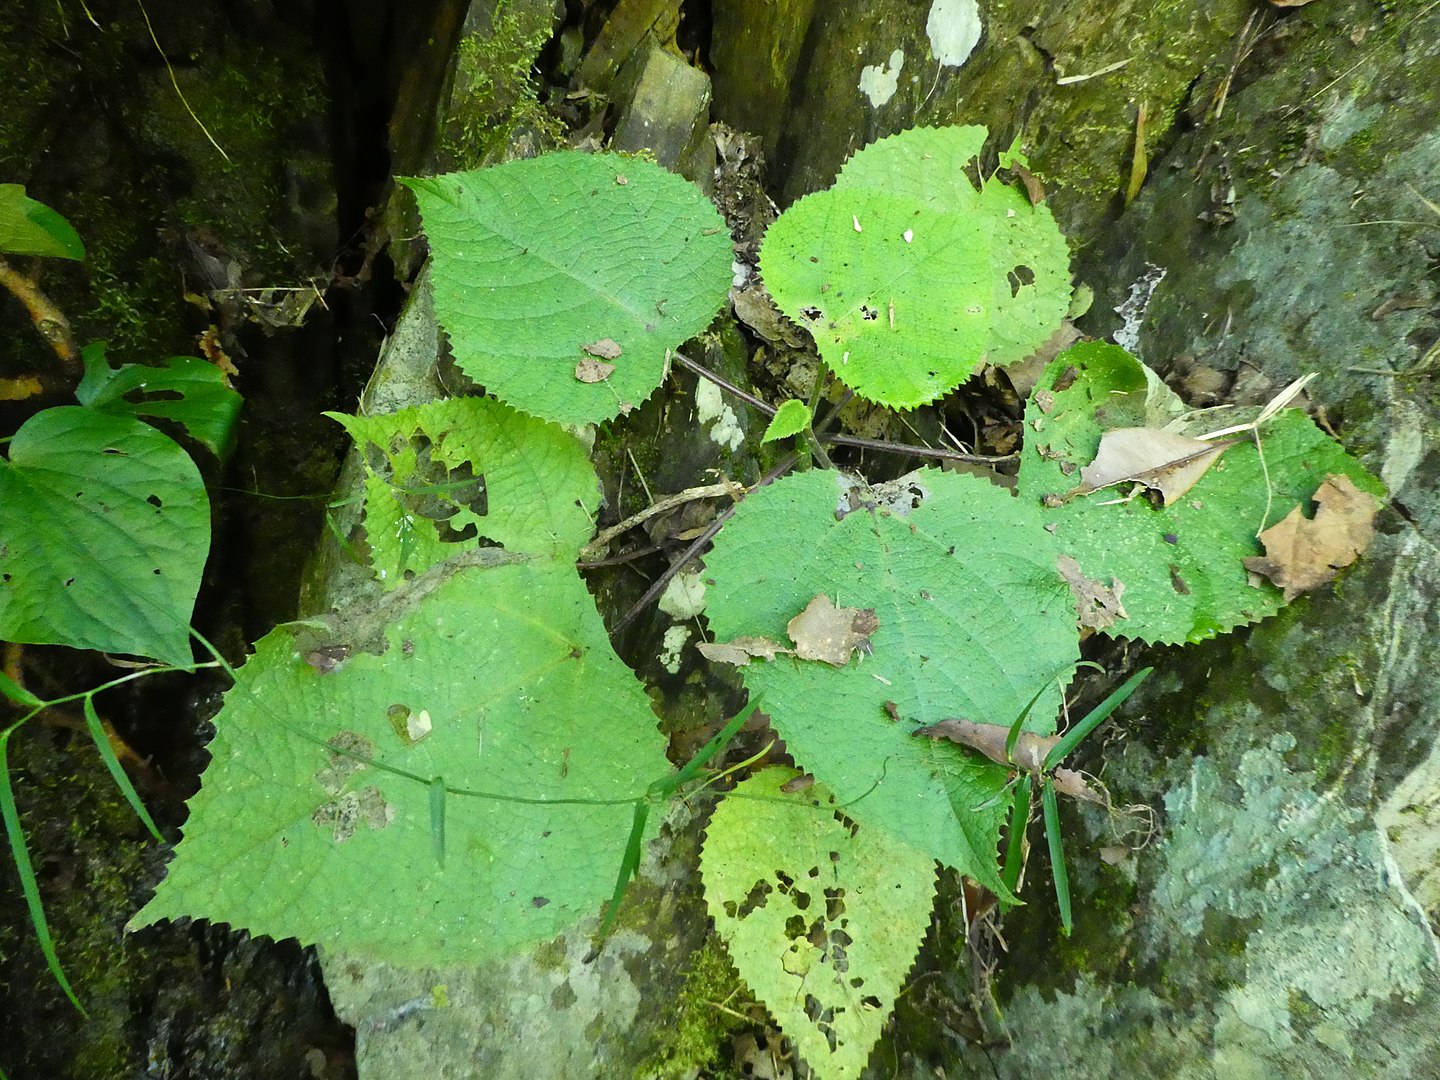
left=926, top=0, right=982, bottom=68
left=658, top=569, right=707, bottom=619
left=859, top=49, right=904, bottom=107
left=659, top=625, right=690, bottom=674
left=695, top=377, right=744, bottom=451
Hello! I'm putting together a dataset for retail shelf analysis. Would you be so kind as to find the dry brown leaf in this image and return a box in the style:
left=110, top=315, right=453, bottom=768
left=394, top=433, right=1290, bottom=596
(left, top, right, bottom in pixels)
left=582, top=338, right=623, bottom=360
left=575, top=358, right=616, bottom=383
left=696, top=636, right=793, bottom=667
left=912, top=719, right=1107, bottom=803
left=913, top=717, right=1060, bottom=771
left=786, top=594, right=879, bottom=666
left=1057, top=553, right=1128, bottom=631
left=1080, top=427, right=1237, bottom=504
left=1242, top=473, right=1379, bottom=601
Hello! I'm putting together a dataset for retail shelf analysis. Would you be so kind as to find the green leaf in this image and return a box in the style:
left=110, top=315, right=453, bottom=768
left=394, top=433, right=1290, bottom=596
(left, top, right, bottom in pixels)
left=402, top=153, right=732, bottom=426
left=761, top=399, right=812, bottom=443
left=702, top=766, right=937, bottom=1080
left=1016, top=343, right=1386, bottom=644
left=328, top=396, right=601, bottom=586
left=82, top=696, right=163, bottom=842
left=130, top=557, right=671, bottom=966
left=0, top=670, right=43, bottom=709
left=0, top=407, right=209, bottom=665
left=76, top=344, right=242, bottom=459
left=0, top=184, right=84, bottom=260
left=759, top=126, right=1070, bottom=408
left=704, top=469, right=1080, bottom=895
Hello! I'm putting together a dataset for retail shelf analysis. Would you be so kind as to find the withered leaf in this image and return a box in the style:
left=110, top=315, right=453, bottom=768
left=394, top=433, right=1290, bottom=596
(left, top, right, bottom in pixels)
left=1242, top=473, right=1380, bottom=601
left=912, top=720, right=1106, bottom=803
left=1057, top=553, right=1128, bottom=631
left=582, top=338, right=623, bottom=360
left=1079, top=428, right=1237, bottom=504
left=786, top=594, right=879, bottom=666
left=575, top=358, right=616, bottom=383
left=696, top=635, right=793, bottom=667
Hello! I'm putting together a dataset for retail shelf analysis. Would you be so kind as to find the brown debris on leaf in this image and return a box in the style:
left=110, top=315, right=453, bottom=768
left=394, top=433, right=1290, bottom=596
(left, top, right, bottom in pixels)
left=1079, top=427, right=1238, bottom=504
left=1057, top=553, right=1128, bottom=631
left=575, top=358, right=616, bottom=383
left=912, top=718, right=1105, bottom=803
left=786, top=594, right=879, bottom=666
left=581, top=338, right=623, bottom=360
left=696, top=636, right=793, bottom=667
left=1242, top=473, right=1380, bottom=601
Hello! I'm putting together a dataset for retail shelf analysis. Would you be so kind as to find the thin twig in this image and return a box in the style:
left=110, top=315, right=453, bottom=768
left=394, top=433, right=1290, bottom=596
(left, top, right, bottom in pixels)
left=671, top=351, right=777, bottom=417
left=608, top=453, right=800, bottom=638
left=821, top=432, right=1015, bottom=464
left=579, top=481, right=745, bottom=561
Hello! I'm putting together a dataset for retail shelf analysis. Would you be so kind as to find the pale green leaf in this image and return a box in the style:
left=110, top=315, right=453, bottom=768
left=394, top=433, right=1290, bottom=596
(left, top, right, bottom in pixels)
left=328, top=396, right=600, bottom=586
left=131, top=557, right=670, bottom=965
left=761, top=399, right=812, bottom=443
left=759, top=126, right=1070, bottom=408
left=403, top=153, right=732, bottom=426
left=76, top=343, right=242, bottom=459
left=1016, top=343, right=1386, bottom=644
left=702, top=766, right=937, bottom=1080
left=704, top=468, right=1080, bottom=895
left=0, top=407, right=208, bottom=665
left=0, top=184, right=84, bottom=260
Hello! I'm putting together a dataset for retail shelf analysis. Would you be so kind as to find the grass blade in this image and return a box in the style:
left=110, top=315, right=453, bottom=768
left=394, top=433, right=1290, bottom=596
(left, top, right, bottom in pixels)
left=663, top=694, right=763, bottom=794
left=81, top=697, right=162, bottom=842
left=0, top=670, right=43, bottom=709
left=0, top=729, right=87, bottom=1016
left=597, top=799, right=650, bottom=941
left=1041, top=776, right=1071, bottom=936
left=1044, top=666, right=1153, bottom=771
left=1005, top=661, right=1098, bottom=763
left=1000, top=773, right=1032, bottom=895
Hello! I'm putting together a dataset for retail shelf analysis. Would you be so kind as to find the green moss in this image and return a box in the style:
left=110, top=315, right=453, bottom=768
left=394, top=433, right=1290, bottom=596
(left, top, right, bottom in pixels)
left=636, top=936, right=756, bottom=1080
left=439, top=3, right=566, bottom=171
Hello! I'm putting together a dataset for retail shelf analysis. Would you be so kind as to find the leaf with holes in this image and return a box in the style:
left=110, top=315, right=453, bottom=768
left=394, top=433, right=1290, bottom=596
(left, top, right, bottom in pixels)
left=704, top=468, right=1080, bottom=895
left=328, top=396, right=600, bottom=587
left=1016, top=342, right=1385, bottom=644
left=131, top=556, right=670, bottom=965
left=758, top=125, right=1070, bottom=408
left=76, top=344, right=242, bottom=459
left=702, top=766, right=937, bottom=1080
left=0, top=407, right=208, bottom=665
left=402, top=153, right=732, bottom=426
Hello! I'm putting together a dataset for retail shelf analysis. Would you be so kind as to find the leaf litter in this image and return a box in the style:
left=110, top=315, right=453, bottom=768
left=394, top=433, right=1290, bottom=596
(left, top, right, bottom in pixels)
left=1242, top=473, right=1380, bottom=600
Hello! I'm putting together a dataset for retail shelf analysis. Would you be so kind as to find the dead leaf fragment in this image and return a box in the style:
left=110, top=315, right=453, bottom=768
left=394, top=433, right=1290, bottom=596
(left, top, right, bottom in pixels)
left=914, top=717, right=1059, bottom=771
left=697, top=636, right=793, bottom=667
left=582, top=338, right=623, bottom=360
left=1057, top=553, right=1128, bottom=631
left=1242, top=473, right=1379, bottom=601
left=1080, top=427, right=1236, bottom=504
left=575, top=358, right=616, bottom=383
left=786, top=594, right=879, bottom=666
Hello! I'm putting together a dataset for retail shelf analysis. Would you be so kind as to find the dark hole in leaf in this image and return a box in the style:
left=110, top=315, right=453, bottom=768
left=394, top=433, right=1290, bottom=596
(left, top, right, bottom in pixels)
left=784, top=914, right=807, bottom=939
left=861, top=995, right=882, bottom=1009
left=809, top=255, right=819, bottom=263
left=124, top=388, right=183, bottom=404
left=723, top=900, right=738, bottom=918
left=775, top=870, right=795, bottom=890
left=153, top=567, right=162, bottom=575
left=850, top=977, right=864, bottom=988
left=824, top=888, right=846, bottom=920
left=804, top=994, right=824, bottom=1022
left=830, top=945, right=848, bottom=973
left=738, top=880, right=773, bottom=917
left=1007, top=264, right=1036, bottom=297
left=102, top=447, right=125, bottom=455
left=64, top=577, right=75, bottom=587
left=829, top=850, right=840, bottom=863
left=147, top=494, right=163, bottom=508
left=531, top=896, right=550, bottom=908
left=793, top=889, right=811, bottom=911
left=807, top=866, right=820, bottom=877
left=860, top=305, right=878, bottom=321
left=800, top=306, right=822, bottom=320
left=830, top=927, right=852, bottom=947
